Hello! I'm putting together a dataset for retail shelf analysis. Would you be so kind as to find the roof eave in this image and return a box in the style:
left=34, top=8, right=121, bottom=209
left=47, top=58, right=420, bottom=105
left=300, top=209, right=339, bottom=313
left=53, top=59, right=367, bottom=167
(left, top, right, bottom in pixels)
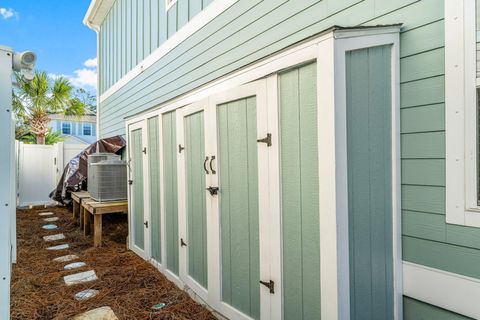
left=83, top=0, right=115, bottom=32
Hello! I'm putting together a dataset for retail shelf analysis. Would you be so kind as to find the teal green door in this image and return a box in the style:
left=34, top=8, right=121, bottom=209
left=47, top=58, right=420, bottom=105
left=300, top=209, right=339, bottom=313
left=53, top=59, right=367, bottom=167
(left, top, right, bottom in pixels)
left=184, top=111, right=208, bottom=289
left=217, top=96, right=260, bottom=319
left=147, top=117, right=161, bottom=263
left=130, top=127, right=145, bottom=253
left=346, top=46, right=394, bottom=320
left=278, top=63, right=321, bottom=320
left=163, top=111, right=179, bottom=275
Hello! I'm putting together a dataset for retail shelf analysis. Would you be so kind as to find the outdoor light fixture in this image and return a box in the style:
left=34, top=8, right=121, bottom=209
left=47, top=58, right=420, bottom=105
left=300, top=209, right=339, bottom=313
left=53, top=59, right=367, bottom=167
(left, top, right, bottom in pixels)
left=12, top=50, right=37, bottom=81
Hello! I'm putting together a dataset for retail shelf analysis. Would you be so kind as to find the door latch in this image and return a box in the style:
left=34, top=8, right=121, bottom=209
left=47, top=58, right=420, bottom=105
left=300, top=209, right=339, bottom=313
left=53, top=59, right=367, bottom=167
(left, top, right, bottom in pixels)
left=204, top=156, right=210, bottom=174
left=144, top=221, right=148, bottom=228
left=128, top=180, right=133, bottom=185
left=181, top=238, right=187, bottom=247
left=257, top=133, right=272, bottom=147
left=259, top=280, right=275, bottom=294
left=206, top=186, right=219, bottom=195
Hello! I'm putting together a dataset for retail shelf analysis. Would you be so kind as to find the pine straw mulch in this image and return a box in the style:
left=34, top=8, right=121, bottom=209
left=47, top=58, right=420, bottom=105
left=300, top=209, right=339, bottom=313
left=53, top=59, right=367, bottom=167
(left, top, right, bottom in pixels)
left=11, top=206, right=216, bottom=320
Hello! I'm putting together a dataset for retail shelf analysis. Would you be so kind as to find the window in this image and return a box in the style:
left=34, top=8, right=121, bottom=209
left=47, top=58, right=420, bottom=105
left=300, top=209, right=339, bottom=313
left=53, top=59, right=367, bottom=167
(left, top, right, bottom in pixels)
left=445, top=0, right=480, bottom=227
left=83, top=123, right=92, bottom=136
left=165, top=0, right=177, bottom=11
left=61, top=122, right=72, bottom=135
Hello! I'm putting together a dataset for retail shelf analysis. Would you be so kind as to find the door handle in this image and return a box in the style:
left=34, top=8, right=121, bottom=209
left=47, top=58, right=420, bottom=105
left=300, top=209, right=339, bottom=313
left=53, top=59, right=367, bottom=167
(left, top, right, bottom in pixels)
left=209, top=156, right=216, bottom=174
left=180, top=238, right=187, bottom=247
left=144, top=221, right=148, bottom=228
left=203, top=156, right=210, bottom=174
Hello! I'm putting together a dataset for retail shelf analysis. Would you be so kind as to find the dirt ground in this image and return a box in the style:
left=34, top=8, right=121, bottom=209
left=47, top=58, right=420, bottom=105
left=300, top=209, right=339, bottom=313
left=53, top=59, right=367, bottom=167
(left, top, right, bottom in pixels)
left=11, top=206, right=216, bottom=320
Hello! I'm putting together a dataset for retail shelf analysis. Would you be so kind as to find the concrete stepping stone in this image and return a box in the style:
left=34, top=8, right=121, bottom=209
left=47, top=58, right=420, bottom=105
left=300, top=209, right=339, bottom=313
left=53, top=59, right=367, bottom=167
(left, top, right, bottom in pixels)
left=42, top=224, right=58, bottom=230
left=43, top=234, right=65, bottom=242
left=64, top=270, right=98, bottom=286
left=73, top=306, right=117, bottom=320
left=74, top=289, right=99, bottom=301
left=38, top=212, right=54, bottom=216
left=43, top=217, right=59, bottom=222
left=53, top=254, right=78, bottom=262
left=46, top=244, right=69, bottom=250
left=64, top=262, right=86, bottom=270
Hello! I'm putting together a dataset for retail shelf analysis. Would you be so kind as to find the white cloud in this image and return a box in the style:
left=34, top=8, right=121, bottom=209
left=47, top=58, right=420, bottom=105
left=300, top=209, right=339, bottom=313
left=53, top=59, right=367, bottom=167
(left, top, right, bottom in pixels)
left=49, top=58, right=97, bottom=91
left=69, top=68, right=97, bottom=89
left=0, top=8, right=16, bottom=19
left=84, top=58, right=97, bottom=68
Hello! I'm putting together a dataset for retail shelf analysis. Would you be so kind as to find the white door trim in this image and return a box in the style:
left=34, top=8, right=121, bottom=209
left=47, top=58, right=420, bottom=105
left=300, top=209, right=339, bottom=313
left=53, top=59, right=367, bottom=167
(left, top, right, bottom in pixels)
left=207, top=79, right=275, bottom=320
left=176, top=100, right=210, bottom=303
left=127, top=120, right=150, bottom=260
left=317, top=32, right=401, bottom=320
left=265, top=74, right=282, bottom=320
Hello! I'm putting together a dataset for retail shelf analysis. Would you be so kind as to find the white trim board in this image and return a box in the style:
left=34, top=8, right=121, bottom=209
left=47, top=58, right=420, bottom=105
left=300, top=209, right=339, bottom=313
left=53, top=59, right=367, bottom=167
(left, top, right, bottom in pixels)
left=403, top=262, right=480, bottom=319
left=445, top=0, right=480, bottom=227
left=317, top=31, right=402, bottom=320
left=97, top=0, right=237, bottom=103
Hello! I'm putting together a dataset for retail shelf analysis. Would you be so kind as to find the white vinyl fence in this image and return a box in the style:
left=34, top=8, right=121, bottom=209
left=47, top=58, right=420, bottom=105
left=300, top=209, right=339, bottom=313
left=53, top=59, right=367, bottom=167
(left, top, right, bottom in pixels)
left=16, top=141, right=88, bottom=207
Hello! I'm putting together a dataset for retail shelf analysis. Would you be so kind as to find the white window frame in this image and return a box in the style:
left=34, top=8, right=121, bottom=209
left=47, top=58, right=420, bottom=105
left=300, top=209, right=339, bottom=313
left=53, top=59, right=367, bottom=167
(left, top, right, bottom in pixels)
left=61, top=121, right=72, bottom=135
left=165, top=0, right=177, bottom=11
left=82, top=123, right=93, bottom=136
left=445, top=0, right=480, bottom=227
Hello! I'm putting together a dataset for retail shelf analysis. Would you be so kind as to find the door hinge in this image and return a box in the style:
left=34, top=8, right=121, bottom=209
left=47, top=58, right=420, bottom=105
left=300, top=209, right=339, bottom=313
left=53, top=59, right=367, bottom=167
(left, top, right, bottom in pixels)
left=142, top=147, right=147, bottom=154
left=260, top=280, right=275, bottom=294
left=257, top=133, right=272, bottom=147
left=144, top=221, right=148, bottom=228
left=180, top=238, right=187, bottom=247
left=178, top=144, right=185, bottom=153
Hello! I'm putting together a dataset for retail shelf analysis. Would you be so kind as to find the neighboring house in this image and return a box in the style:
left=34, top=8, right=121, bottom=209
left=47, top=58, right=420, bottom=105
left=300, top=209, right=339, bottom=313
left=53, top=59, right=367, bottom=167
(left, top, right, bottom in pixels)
left=84, top=1, right=479, bottom=319
left=48, top=113, right=97, bottom=145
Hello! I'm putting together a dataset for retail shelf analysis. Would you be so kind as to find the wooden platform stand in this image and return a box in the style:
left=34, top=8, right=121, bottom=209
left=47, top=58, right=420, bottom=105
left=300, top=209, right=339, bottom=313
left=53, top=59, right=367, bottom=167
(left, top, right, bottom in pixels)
left=71, top=191, right=90, bottom=227
left=72, top=191, right=128, bottom=248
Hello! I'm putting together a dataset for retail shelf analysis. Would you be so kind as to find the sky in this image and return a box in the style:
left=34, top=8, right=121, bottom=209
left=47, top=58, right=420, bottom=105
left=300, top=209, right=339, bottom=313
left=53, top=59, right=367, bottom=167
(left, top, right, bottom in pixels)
left=0, top=0, right=97, bottom=94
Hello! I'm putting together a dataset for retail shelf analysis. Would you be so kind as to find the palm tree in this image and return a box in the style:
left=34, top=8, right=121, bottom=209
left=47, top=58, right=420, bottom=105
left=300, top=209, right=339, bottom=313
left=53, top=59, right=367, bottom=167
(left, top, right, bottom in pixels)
left=12, top=71, right=87, bottom=144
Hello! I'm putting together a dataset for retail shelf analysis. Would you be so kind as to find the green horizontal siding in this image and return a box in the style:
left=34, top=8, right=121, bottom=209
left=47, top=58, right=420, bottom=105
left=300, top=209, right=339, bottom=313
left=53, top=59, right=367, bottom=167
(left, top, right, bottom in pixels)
left=401, top=132, right=445, bottom=159
left=403, top=236, right=480, bottom=279
left=99, top=0, right=206, bottom=94
left=401, top=159, right=445, bottom=187
left=99, top=0, right=443, bottom=137
left=403, top=297, right=473, bottom=320
left=400, top=104, right=445, bottom=133
left=401, top=185, right=445, bottom=214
